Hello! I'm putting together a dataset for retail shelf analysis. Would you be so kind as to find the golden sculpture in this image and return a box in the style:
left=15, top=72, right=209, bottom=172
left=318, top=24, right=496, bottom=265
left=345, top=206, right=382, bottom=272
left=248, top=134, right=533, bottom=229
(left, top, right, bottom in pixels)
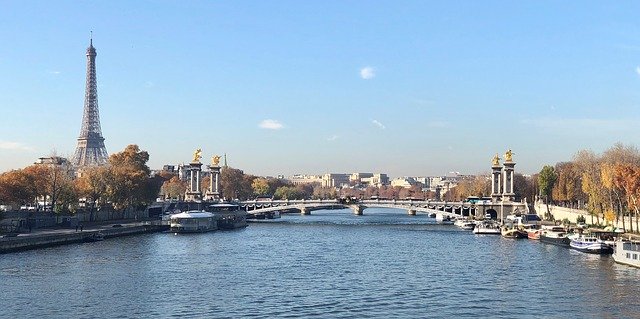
left=505, top=149, right=513, bottom=162
left=193, top=148, right=202, bottom=163
left=212, top=155, right=221, bottom=166
left=492, top=153, right=500, bottom=166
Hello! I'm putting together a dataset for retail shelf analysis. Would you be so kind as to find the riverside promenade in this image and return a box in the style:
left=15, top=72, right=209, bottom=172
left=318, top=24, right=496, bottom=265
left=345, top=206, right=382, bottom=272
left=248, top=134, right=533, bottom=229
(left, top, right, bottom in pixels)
left=0, top=219, right=168, bottom=254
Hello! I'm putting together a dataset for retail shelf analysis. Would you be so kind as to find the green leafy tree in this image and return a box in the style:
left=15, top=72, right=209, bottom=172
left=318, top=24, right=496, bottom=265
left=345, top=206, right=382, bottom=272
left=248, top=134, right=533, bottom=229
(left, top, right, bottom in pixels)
left=538, top=165, right=557, bottom=219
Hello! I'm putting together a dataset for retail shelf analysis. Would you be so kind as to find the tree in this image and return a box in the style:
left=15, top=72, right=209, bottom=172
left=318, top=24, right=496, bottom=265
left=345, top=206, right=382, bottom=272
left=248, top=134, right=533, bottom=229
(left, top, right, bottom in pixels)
left=160, top=176, right=187, bottom=200
left=614, top=163, right=640, bottom=232
left=573, top=150, right=606, bottom=225
left=76, top=165, right=110, bottom=220
left=552, top=162, right=585, bottom=206
left=251, top=177, right=270, bottom=197
left=273, top=186, right=305, bottom=200
left=220, top=167, right=253, bottom=200
left=105, top=145, right=153, bottom=212
left=538, top=165, right=557, bottom=219
left=0, top=169, right=38, bottom=206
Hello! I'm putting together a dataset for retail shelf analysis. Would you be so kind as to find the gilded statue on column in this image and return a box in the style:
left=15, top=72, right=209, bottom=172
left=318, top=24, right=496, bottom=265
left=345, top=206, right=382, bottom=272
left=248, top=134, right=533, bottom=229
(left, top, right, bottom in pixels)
left=492, top=153, right=500, bottom=166
left=193, top=148, right=202, bottom=163
left=212, top=155, right=221, bottom=166
left=504, top=149, right=513, bottom=162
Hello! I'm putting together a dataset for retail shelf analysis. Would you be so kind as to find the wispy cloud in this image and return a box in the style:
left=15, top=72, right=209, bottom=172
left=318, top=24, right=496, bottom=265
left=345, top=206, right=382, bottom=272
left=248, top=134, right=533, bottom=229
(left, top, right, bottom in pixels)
left=327, top=135, right=339, bottom=141
left=48, top=70, right=61, bottom=75
left=360, top=66, right=375, bottom=80
left=259, top=119, right=284, bottom=130
left=144, top=81, right=154, bottom=88
left=371, top=119, right=386, bottom=129
left=0, top=141, right=34, bottom=152
left=636, top=66, right=640, bottom=77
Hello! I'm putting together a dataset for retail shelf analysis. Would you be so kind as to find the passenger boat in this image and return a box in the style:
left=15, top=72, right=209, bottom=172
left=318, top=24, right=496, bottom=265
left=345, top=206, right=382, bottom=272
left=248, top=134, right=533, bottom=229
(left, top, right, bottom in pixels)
left=612, top=235, right=640, bottom=268
left=501, top=227, right=527, bottom=239
left=206, top=203, right=248, bottom=229
left=473, top=221, right=501, bottom=235
left=570, top=233, right=613, bottom=254
left=539, top=226, right=571, bottom=247
left=170, top=210, right=217, bottom=233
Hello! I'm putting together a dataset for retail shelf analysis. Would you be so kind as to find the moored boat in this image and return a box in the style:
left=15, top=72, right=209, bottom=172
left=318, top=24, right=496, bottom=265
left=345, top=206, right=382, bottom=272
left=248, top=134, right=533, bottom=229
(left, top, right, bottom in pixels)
left=539, top=226, right=571, bottom=247
left=501, top=227, right=527, bottom=239
left=612, top=235, right=640, bottom=268
left=527, top=229, right=541, bottom=240
left=570, top=233, right=613, bottom=254
left=206, top=203, right=248, bottom=229
left=473, top=221, right=501, bottom=235
left=170, top=210, right=217, bottom=233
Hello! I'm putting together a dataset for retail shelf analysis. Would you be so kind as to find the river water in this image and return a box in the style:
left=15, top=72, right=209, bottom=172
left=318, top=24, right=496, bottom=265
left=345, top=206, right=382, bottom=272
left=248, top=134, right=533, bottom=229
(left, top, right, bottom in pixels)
left=2, top=208, right=640, bottom=318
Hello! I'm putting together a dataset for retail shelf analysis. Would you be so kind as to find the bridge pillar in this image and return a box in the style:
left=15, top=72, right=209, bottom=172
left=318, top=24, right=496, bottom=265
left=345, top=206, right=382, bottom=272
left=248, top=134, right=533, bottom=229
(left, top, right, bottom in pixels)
left=300, top=207, right=310, bottom=215
left=353, top=205, right=363, bottom=215
left=407, top=209, right=416, bottom=216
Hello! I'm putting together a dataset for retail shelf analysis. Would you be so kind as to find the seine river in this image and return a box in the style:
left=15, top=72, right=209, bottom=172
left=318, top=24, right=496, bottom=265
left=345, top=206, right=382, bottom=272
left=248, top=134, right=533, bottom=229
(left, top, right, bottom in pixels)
left=2, top=208, right=640, bottom=318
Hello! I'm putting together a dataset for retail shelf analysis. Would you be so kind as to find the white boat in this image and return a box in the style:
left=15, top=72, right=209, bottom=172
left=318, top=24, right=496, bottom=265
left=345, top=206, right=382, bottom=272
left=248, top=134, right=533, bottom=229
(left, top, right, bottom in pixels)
left=612, top=235, right=640, bottom=268
left=473, top=221, right=501, bottom=235
left=170, top=210, right=217, bottom=233
left=570, top=233, right=613, bottom=254
left=435, top=213, right=453, bottom=225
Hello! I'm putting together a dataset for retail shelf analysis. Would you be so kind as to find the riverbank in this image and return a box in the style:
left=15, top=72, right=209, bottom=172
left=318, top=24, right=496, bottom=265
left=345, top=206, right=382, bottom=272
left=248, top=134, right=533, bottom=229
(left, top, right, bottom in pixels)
left=0, top=221, right=168, bottom=254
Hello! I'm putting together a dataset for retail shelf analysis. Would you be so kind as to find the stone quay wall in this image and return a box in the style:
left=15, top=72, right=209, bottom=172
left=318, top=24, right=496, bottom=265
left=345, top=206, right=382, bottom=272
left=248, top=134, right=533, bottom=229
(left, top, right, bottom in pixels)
left=534, top=202, right=638, bottom=231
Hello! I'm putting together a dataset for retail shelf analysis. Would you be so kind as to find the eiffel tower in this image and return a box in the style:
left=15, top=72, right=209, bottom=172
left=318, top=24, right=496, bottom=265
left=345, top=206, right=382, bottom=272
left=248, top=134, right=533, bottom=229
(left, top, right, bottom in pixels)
left=72, top=35, right=108, bottom=167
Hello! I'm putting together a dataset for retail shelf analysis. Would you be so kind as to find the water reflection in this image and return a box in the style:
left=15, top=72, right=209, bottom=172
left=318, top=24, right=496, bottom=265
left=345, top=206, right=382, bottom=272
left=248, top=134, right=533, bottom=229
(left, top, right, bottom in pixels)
left=1, top=208, right=640, bottom=318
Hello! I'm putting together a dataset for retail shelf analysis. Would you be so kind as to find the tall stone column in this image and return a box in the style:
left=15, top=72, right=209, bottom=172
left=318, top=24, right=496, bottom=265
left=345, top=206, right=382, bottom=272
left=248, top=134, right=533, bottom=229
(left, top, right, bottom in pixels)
left=206, top=165, right=221, bottom=200
left=502, top=150, right=516, bottom=202
left=185, top=162, right=203, bottom=201
left=490, top=154, right=503, bottom=203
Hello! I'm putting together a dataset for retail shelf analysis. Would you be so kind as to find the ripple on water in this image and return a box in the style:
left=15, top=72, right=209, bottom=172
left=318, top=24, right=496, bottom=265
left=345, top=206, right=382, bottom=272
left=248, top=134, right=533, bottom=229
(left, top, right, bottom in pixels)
left=1, top=209, right=640, bottom=318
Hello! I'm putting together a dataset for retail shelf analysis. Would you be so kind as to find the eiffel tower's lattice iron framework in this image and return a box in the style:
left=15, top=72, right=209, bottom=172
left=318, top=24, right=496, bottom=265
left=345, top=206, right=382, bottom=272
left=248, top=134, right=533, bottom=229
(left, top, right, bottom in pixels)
left=72, top=36, right=108, bottom=167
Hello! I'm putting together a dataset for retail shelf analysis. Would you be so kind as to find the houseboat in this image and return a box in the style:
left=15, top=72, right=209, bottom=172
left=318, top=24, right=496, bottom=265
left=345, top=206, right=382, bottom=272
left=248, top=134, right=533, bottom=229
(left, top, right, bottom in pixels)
left=170, top=210, right=217, bottom=233
left=539, top=226, right=571, bottom=247
left=612, top=235, right=640, bottom=268
left=206, top=203, right=248, bottom=229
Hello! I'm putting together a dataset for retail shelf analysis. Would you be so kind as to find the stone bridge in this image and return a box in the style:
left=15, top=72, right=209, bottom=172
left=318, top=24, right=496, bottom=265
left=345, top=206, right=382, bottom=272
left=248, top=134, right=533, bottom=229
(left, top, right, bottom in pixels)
left=238, top=199, right=529, bottom=220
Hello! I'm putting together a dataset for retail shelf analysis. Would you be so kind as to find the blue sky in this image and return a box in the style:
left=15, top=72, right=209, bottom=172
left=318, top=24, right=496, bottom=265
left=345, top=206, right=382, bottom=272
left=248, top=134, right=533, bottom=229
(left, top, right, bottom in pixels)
left=1, top=1, right=640, bottom=177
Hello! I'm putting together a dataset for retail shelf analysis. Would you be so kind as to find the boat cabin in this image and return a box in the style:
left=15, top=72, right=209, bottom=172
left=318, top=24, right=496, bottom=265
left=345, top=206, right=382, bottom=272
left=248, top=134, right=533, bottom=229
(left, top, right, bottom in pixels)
left=170, top=210, right=217, bottom=233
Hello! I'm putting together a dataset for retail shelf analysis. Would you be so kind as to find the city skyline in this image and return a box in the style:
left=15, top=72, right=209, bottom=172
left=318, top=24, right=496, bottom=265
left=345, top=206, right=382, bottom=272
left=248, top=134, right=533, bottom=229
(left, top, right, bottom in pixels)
left=2, top=1, right=640, bottom=177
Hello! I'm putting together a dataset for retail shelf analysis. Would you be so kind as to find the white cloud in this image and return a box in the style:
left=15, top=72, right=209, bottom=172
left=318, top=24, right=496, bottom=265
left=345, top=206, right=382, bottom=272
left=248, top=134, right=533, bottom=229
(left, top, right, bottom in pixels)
left=0, top=141, right=34, bottom=152
left=327, top=135, right=339, bottom=141
left=49, top=70, right=61, bottom=75
left=360, top=66, right=375, bottom=80
left=259, top=119, right=284, bottom=130
left=636, top=66, right=640, bottom=76
left=371, top=119, right=386, bottom=129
